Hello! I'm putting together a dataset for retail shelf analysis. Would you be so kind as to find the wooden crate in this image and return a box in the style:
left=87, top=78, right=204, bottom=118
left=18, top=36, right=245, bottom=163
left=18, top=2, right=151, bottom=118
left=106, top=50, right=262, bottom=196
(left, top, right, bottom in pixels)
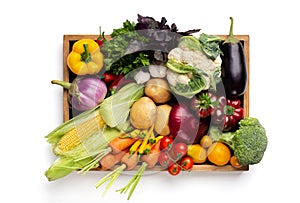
left=62, top=34, right=250, bottom=171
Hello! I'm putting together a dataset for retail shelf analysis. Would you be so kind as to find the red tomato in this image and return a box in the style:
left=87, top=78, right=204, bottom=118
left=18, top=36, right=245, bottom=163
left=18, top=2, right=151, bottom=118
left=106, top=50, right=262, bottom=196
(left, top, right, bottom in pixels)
left=180, top=156, right=194, bottom=171
left=158, top=152, right=172, bottom=168
left=103, top=72, right=117, bottom=83
left=172, top=142, right=188, bottom=159
left=160, top=136, right=174, bottom=150
left=168, top=163, right=181, bottom=176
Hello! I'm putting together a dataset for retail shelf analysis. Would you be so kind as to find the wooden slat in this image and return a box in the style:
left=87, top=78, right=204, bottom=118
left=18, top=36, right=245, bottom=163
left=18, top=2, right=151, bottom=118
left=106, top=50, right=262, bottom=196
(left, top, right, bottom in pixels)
left=92, top=164, right=249, bottom=172
left=63, top=35, right=71, bottom=121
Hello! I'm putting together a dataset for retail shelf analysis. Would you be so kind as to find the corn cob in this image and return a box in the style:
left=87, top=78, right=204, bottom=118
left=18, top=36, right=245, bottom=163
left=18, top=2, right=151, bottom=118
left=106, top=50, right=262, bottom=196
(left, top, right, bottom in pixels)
left=57, top=114, right=105, bottom=152
left=46, top=104, right=101, bottom=146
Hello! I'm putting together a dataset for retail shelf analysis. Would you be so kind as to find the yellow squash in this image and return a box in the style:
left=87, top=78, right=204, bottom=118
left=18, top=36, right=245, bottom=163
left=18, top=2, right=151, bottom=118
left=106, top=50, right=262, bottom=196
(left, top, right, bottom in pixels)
left=67, top=39, right=104, bottom=75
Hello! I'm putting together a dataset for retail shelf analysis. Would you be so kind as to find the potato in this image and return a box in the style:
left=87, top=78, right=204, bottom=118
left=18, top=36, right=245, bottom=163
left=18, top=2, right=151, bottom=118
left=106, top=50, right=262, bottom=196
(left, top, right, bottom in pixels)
left=130, top=97, right=157, bottom=129
left=145, top=78, right=171, bottom=103
left=154, top=104, right=172, bottom=135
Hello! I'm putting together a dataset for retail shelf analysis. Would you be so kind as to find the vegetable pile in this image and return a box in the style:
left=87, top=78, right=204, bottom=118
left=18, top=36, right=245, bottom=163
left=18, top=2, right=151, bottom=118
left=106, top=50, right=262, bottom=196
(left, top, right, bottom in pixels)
left=45, top=15, right=268, bottom=200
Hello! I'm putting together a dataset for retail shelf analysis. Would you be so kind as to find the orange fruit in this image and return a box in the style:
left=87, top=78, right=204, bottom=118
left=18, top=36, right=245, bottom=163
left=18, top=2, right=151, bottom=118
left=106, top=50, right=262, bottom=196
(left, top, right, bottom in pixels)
left=230, top=155, right=243, bottom=169
left=187, top=144, right=207, bottom=164
left=207, top=142, right=231, bottom=166
left=200, top=135, right=213, bottom=148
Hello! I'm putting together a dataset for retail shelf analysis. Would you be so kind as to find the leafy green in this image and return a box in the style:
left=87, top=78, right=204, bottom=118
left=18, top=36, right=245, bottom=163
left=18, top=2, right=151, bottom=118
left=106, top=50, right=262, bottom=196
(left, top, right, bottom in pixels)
left=178, top=36, right=202, bottom=51
left=111, top=20, right=136, bottom=37
left=178, top=34, right=222, bottom=60
left=170, top=70, right=207, bottom=98
left=106, top=52, right=150, bottom=75
left=210, top=66, right=222, bottom=91
left=166, top=58, right=195, bottom=73
left=198, top=33, right=222, bottom=60
left=101, top=20, right=150, bottom=75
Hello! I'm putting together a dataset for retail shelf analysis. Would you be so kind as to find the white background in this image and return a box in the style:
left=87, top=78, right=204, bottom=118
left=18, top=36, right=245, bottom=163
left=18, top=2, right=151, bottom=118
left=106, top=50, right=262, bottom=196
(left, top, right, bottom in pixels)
left=1, top=0, right=299, bottom=202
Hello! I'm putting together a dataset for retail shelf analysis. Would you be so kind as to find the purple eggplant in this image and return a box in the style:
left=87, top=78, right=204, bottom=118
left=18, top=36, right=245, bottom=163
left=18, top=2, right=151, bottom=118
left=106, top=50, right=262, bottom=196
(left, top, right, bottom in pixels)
left=51, top=77, right=107, bottom=111
left=220, top=17, right=247, bottom=98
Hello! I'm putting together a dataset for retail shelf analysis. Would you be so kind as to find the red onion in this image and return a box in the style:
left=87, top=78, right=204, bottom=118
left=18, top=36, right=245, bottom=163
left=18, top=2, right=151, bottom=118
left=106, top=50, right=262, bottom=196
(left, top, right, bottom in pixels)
left=51, top=77, right=107, bottom=111
left=169, top=103, right=209, bottom=144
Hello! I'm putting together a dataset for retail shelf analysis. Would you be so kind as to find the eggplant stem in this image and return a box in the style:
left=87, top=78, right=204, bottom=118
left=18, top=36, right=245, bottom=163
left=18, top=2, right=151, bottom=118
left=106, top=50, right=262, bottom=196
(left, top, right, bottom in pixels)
left=51, top=80, right=72, bottom=89
left=229, top=17, right=234, bottom=37
left=223, top=17, right=239, bottom=44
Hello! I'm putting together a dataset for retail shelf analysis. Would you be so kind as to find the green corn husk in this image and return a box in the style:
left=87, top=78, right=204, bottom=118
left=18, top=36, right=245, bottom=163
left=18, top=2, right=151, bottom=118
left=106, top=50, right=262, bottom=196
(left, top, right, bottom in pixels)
left=45, top=156, right=91, bottom=181
left=45, top=105, right=101, bottom=147
left=45, top=126, right=122, bottom=181
left=99, top=83, right=144, bottom=131
left=45, top=83, right=145, bottom=181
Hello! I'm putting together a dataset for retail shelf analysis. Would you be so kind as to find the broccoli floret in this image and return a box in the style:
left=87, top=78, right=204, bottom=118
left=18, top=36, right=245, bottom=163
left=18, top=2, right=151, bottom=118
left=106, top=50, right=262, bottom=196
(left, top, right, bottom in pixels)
left=210, top=117, right=268, bottom=166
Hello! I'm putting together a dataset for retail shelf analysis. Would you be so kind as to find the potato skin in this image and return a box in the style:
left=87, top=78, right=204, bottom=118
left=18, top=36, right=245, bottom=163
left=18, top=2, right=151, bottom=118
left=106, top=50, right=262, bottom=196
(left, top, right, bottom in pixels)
left=145, top=78, right=171, bottom=104
left=130, top=97, right=157, bottom=129
left=154, top=104, right=172, bottom=135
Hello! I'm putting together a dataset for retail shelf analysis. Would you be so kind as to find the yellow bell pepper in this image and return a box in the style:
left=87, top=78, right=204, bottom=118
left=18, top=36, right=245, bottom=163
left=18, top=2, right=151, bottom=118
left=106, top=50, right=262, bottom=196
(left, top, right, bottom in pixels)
left=67, top=39, right=104, bottom=75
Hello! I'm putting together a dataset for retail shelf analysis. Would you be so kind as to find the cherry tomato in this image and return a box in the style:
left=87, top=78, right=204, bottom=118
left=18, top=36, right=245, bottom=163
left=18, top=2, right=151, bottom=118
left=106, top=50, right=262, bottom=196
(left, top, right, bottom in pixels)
left=103, top=72, right=117, bottom=83
left=172, top=142, right=188, bottom=159
left=160, top=136, right=174, bottom=150
left=168, top=163, right=181, bottom=176
left=158, top=152, right=172, bottom=168
left=180, top=156, right=194, bottom=171
left=96, top=39, right=104, bottom=46
left=96, top=27, right=106, bottom=46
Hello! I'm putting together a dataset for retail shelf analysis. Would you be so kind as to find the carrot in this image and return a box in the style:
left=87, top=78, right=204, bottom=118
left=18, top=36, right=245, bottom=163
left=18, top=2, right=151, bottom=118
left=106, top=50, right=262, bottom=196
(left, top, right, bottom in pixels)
left=143, top=135, right=163, bottom=155
left=95, top=151, right=139, bottom=196
left=119, top=129, right=141, bottom=138
left=129, top=139, right=143, bottom=155
left=121, top=151, right=139, bottom=170
left=138, top=125, right=154, bottom=155
left=96, top=132, right=155, bottom=199
left=141, top=140, right=161, bottom=168
left=109, top=137, right=137, bottom=154
left=100, top=150, right=128, bottom=171
left=116, top=141, right=161, bottom=200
